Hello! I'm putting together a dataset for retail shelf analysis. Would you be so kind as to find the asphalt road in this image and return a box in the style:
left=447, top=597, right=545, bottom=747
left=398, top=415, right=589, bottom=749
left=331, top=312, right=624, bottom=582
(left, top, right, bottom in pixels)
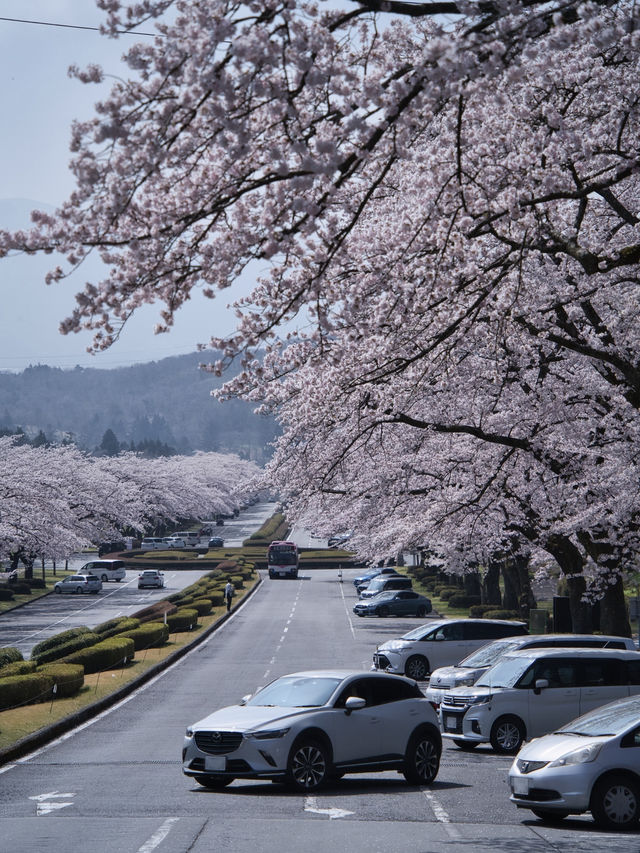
left=0, top=569, right=635, bottom=853
left=0, top=501, right=279, bottom=659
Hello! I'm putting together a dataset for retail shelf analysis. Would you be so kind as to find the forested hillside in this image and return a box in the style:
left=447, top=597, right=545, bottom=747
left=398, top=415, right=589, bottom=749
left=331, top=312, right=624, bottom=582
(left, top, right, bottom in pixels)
left=0, top=352, right=277, bottom=461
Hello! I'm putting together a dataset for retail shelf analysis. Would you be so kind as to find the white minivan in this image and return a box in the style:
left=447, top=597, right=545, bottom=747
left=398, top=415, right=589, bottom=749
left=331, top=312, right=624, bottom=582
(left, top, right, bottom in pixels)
left=426, top=633, right=637, bottom=706
left=440, top=647, right=640, bottom=754
left=79, top=559, right=126, bottom=583
left=140, top=537, right=166, bottom=550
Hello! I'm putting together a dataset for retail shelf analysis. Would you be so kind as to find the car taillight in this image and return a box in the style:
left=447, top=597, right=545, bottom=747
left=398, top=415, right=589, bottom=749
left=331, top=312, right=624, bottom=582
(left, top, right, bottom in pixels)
left=429, top=701, right=439, bottom=713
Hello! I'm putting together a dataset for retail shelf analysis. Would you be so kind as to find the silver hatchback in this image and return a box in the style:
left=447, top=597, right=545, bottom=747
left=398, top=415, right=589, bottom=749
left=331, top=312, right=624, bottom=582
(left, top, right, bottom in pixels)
left=53, top=574, right=102, bottom=594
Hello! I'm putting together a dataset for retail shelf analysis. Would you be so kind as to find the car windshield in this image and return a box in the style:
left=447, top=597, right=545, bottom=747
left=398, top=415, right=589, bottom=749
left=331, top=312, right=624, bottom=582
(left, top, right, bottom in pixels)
left=246, top=675, right=343, bottom=708
left=457, top=640, right=523, bottom=668
left=475, top=655, right=534, bottom=688
left=401, top=623, right=444, bottom=641
left=555, top=698, right=640, bottom=737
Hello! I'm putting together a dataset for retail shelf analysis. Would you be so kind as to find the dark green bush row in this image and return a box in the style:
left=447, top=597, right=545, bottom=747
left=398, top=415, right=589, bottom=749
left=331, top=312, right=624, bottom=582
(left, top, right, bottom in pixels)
left=32, top=631, right=101, bottom=665
left=436, top=587, right=463, bottom=601
left=480, top=609, right=521, bottom=620
left=31, top=626, right=94, bottom=658
left=61, top=637, right=135, bottom=674
left=0, top=660, right=36, bottom=677
left=190, top=598, right=213, bottom=616
left=0, top=673, right=56, bottom=710
left=448, top=595, right=482, bottom=609
left=469, top=604, right=503, bottom=617
left=9, top=583, right=32, bottom=595
left=117, top=622, right=170, bottom=651
left=95, top=616, right=141, bottom=639
left=0, top=646, right=23, bottom=667
left=244, top=512, right=289, bottom=546
left=38, top=663, right=84, bottom=697
left=0, top=588, right=14, bottom=601
left=166, top=609, right=199, bottom=632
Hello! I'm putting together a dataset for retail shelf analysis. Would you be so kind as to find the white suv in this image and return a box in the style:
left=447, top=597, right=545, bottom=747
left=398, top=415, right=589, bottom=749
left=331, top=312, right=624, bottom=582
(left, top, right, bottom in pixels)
left=440, top=647, right=640, bottom=754
left=183, top=669, right=441, bottom=791
left=373, top=618, right=528, bottom=681
left=426, top=633, right=637, bottom=705
left=79, top=559, right=126, bottom=583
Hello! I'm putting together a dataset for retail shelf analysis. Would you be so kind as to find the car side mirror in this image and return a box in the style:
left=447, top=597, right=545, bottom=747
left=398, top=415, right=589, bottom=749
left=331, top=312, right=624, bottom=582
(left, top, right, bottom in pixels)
left=344, top=696, right=367, bottom=715
left=533, top=678, right=549, bottom=695
left=239, top=694, right=252, bottom=706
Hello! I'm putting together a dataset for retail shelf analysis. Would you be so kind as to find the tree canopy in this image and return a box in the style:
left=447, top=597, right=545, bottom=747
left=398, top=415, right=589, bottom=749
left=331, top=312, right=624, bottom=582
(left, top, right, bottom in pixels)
left=1, top=0, right=639, bottom=626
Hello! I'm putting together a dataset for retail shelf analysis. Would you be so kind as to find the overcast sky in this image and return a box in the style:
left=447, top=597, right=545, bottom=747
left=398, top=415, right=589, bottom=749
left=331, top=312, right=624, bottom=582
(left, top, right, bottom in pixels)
left=0, top=1, right=258, bottom=371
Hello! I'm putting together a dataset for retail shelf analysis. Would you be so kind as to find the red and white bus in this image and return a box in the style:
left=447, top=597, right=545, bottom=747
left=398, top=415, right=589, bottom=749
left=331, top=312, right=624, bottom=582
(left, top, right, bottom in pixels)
left=267, top=540, right=299, bottom=579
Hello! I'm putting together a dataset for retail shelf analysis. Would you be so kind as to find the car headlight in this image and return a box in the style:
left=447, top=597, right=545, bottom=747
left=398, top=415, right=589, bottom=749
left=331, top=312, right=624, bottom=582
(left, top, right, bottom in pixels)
left=185, top=727, right=194, bottom=738
left=466, top=694, right=492, bottom=705
left=247, top=728, right=291, bottom=740
left=456, top=676, right=476, bottom=687
left=548, top=743, right=603, bottom=767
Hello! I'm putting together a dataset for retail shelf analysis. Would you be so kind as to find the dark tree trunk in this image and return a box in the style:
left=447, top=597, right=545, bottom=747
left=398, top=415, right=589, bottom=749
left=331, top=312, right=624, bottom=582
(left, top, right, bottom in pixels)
left=543, top=534, right=593, bottom=633
left=576, top=530, right=632, bottom=638
left=501, top=553, right=535, bottom=619
left=483, top=558, right=502, bottom=606
left=464, top=571, right=481, bottom=597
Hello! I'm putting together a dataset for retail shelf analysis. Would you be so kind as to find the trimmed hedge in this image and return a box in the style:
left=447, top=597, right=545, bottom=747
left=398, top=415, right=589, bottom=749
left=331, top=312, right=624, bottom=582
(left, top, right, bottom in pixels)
left=26, top=577, right=47, bottom=589
left=118, top=622, right=170, bottom=650
left=0, top=588, right=15, bottom=601
left=31, top=626, right=94, bottom=659
left=481, top=609, right=522, bottom=620
left=133, top=601, right=177, bottom=624
left=38, top=663, right=84, bottom=698
left=32, top=632, right=101, bottom=665
left=469, top=604, right=504, bottom=618
left=0, top=646, right=23, bottom=667
left=447, top=595, right=481, bottom=609
left=0, top=660, right=37, bottom=677
left=9, top=583, right=32, bottom=595
left=61, top=637, right=135, bottom=674
left=0, top=673, right=56, bottom=710
left=190, top=598, right=213, bottom=616
left=94, top=616, right=141, bottom=638
left=208, top=592, right=225, bottom=607
left=166, top=608, right=199, bottom=632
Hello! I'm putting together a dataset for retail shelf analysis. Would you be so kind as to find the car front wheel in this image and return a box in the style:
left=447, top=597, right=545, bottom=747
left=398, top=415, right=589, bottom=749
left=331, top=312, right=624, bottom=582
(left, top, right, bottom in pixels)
left=54, top=587, right=61, bottom=594
left=416, top=606, right=427, bottom=618
left=378, top=605, right=390, bottom=617
left=101, top=574, right=108, bottom=582
left=285, top=738, right=329, bottom=792
left=403, top=730, right=440, bottom=785
left=490, top=716, right=525, bottom=754
left=590, top=773, right=640, bottom=829
left=405, top=655, right=429, bottom=681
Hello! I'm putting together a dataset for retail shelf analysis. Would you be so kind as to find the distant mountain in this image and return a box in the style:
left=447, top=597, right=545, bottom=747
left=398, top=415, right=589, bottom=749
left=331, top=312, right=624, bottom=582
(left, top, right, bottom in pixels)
left=0, top=352, right=278, bottom=462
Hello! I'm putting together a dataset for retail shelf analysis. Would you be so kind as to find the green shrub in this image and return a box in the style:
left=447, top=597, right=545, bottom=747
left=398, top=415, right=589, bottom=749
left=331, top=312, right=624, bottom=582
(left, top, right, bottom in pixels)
left=207, top=592, right=224, bottom=607
left=94, top=617, right=141, bottom=638
left=32, top=632, right=101, bottom=665
left=191, top=598, right=213, bottom=616
left=10, top=582, right=32, bottom=595
left=61, top=637, right=135, bottom=674
left=229, top=575, right=245, bottom=590
left=31, top=626, right=93, bottom=659
left=0, top=660, right=37, bottom=677
left=447, top=595, right=481, bottom=609
left=437, top=587, right=461, bottom=601
left=117, top=621, right=170, bottom=650
left=481, top=609, right=521, bottom=620
left=0, top=673, right=56, bottom=710
left=0, top=588, right=15, bottom=601
left=166, top=608, right=199, bottom=632
left=0, top=646, right=23, bottom=667
left=26, top=577, right=47, bottom=589
left=37, top=663, right=84, bottom=697
left=469, top=604, right=503, bottom=618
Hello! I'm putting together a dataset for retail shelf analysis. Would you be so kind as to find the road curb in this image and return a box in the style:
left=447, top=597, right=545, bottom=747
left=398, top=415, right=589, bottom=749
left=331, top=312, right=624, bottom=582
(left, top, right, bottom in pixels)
left=0, top=575, right=263, bottom=766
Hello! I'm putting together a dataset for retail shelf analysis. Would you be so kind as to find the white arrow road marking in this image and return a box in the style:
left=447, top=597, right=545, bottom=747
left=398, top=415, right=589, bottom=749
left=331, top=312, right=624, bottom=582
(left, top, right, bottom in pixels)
left=304, top=796, right=354, bottom=819
left=29, top=791, right=75, bottom=815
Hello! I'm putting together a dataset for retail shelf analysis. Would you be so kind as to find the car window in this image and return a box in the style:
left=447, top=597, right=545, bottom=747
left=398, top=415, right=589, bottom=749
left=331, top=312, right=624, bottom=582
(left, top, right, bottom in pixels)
left=529, top=659, right=578, bottom=688
left=397, top=591, right=417, bottom=600
left=626, top=660, right=640, bottom=686
left=368, top=677, right=422, bottom=704
left=433, top=623, right=464, bottom=641
left=334, top=678, right=375, bottom=708
left=578, top=658, right=624, bottom=687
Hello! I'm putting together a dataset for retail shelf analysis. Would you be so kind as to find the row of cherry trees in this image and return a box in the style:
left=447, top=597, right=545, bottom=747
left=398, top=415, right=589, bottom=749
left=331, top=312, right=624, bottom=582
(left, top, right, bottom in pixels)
left=0, top=436, right=260, bottom=570
left=1, top=0, right=638, bottom=631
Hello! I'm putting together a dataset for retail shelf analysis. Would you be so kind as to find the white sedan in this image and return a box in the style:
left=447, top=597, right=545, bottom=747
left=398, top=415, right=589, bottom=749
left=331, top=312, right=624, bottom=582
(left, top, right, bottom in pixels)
left=182, top=669, right=441, bottom=791
left=509, top=694, right=640, bottom=829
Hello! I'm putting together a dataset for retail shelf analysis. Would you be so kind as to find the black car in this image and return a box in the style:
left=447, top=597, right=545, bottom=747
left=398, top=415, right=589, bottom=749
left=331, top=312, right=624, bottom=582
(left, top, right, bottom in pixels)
left=208, top=536, right=224, bottom=548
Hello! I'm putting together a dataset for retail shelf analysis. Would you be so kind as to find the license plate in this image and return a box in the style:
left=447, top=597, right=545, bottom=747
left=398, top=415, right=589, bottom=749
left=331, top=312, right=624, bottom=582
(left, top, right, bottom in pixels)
left=445, top=715, right=458, bottom=730
left=205, top=756, right=226, bottom=771
left=512, top=777, right=528, bottom=795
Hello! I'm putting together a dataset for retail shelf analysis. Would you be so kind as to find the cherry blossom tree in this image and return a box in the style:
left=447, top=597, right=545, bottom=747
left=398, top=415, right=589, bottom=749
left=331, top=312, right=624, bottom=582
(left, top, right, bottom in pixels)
left=0, top=437, right=260, bottom=574
left=0, top=0, right=639, bottom=630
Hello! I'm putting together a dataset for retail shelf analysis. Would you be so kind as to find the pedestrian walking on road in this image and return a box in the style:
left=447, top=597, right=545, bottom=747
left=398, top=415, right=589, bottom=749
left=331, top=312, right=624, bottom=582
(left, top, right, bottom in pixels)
left=224, top=580, right=234, bottom=612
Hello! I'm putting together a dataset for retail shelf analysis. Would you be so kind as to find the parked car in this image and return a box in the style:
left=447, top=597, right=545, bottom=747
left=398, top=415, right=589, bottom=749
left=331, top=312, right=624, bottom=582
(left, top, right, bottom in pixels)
left=426, top=633, right=638, bottom=706
left=440, top=647, right=640, bottom=754
left=359, top=575, right=412, bottom=599
left=138, top=569, right=165, bottom=589
left=207, top=537, right=224, bottom=548
left=353, top=567, right=400, bottom=590
left=353, top=590, right=432, bottom=618
left=140, top=537, right=166, bottom=550
left=509, top=694, right=640, bottom=829
left=182, top=669, right=441, bottom=791
left=79, top=559, right=126, bottom=583
left=165, top=537, right=187, bottom=549
left=175, top=531, right=201, bottom=548
left=373, top=618, right=528, bottom=681
left=53, top=574, right=102, bottom=595
left=97, top=540, right=126, bottom=557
